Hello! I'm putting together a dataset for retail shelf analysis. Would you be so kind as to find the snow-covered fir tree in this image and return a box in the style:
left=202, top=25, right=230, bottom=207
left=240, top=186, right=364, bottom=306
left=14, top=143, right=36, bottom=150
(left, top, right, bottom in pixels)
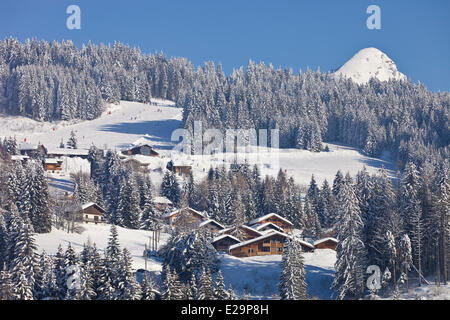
left=279, top=239, right=308, bottom=300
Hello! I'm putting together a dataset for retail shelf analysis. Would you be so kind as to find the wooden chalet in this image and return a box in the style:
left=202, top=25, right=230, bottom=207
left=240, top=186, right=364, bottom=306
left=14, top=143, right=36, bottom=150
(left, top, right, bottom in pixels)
left=166, top=160, right=192, bottom=176
left=122, top=158, right=150, bottom=171
left=44, top=158, right=63, bottom=172
left=73, top=202, right=105, bottom=224
left=46, top=148, right=89, bottom=159
left=162, top=207, right=207, bottom=229
left=212, top=234, right=241, bottom=252
left=199, top=219, right=225, bottom=233
left=250, top=222, right=284, bottom=234
left=220, top=225, right=264, bottom=241
left=153, top=196, right=173, bottom=211
left=229, top=231, right=314, bottom=257
left=314, top=237, right=338, bottom=251
left=121, top=138, right=159, bottom=157
left=19, top=143, right=47, bottom=157
left=248, top=213, right=294, bottom=233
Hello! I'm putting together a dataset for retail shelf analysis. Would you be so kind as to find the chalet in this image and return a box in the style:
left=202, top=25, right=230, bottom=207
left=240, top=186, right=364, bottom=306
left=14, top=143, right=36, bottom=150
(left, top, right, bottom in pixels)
left=250, top=222, right=284, bottom=234
left=314, top=237, right=338, bottom=251
left=199, top=219, right=225, bottom=233
left=153, top=196, right=173, bottom=212
left=248, top=213, right=294, bottom=233
left=212, top=234, right=241, bottom=253
left=219, top=225, right=264, bottom=241
left=122, top=158, right=150, bottom=171
left=44, top=158, right=63, bottom=172
left=162, top=207, right=207, bottom=229
left=19, top=143, right=47, bottom=157
left=121, top=138, right=159, bottom=157
left=71, top=202, right=105, bottom=224
left=229, top=231, right=314, bottom=257
left=46, top=148, right=89, bottom=159
left=166, top=160, right=192, bottom=176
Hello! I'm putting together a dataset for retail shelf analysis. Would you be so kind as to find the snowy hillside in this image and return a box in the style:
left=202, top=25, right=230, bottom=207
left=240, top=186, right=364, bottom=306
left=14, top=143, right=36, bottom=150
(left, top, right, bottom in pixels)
left=0, top=99, right=394, bottom=188
left=33, top=222, right=337, bottom=299
left=220, top=249, right=336, bottom=299
left=334, top=47, right=406, bottom=84
left=35, top=223, right=170, bottom=272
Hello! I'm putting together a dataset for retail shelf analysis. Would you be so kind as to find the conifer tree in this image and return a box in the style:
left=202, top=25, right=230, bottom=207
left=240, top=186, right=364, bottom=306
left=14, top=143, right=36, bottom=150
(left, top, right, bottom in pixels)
left=117, top=248, right=141, bottom=300
left=0, top=264, right=13, bottom=300
left=279, top=240, right=308, bottom=300
left=332, top=179, right=367, bottom=300
left=215, top=270, right=228, bottom=300
left=197, top=267, right=215, bottom=300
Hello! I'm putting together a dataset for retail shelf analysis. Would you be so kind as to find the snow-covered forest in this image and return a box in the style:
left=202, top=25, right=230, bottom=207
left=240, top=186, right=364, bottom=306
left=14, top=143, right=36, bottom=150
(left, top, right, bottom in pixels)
left=0, top=38, right=448, bottom=301
left=0, top=39, right=448, bottom=166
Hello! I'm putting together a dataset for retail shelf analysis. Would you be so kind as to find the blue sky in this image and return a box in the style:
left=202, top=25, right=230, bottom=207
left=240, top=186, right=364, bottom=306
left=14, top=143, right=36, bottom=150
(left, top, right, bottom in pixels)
left=1, top=0, right=449, bottom=91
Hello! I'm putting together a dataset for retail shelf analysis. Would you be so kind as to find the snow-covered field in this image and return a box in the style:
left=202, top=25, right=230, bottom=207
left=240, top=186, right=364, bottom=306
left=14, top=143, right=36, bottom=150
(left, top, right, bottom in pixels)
left=219, top=249, right=336, bottom=300
left=34, top=223, right=169, bottom=272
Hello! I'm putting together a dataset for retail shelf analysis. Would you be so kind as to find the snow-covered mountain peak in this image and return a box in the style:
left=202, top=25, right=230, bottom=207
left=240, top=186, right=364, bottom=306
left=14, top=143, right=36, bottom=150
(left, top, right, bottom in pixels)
left=334, top=47, right=406, bottom=84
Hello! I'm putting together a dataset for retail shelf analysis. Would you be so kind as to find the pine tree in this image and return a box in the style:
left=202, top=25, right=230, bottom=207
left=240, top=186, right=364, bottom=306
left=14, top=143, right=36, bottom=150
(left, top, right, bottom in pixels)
left=140, top=274, right=155, bottom=300
left=398, top=234, right=412, bottom=289
left=161, top=171, right=181, bottom=206
left=215, top=270, right=228, bottom=300
left=117, top=248, right=141, bottom=300
left=197, top=267, right=215, bottom=300
left=332, top=179, right=367, bottom=300
left=10, top=222, right=38, bottom=300
left=162, top=267, right=184, bottom=300
left=279, top=239, right=308, bottom=300
left=67, top=130, right=78, bottom=149
left=0, top=264, right=13, bottom=300
left=400, top=162, right=424, bottom=285
left=117, top=174, right=141, bottom=229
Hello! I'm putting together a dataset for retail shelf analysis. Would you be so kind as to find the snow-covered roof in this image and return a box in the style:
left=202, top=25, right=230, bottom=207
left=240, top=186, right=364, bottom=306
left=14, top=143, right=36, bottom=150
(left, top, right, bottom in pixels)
left=44, top=158, right=63, bottom=164
left=122, top=157, right=150, bottom=166
left=219, top=225, right=264, bottom=236
left=162, top=207, right=206, bottom=219
left=229, top=231, right=314, bottom=251
left=131, top=136, right=153, bottom=147
left=248, top=213, right=294, bottom=226
left=19, top=142, right=39, bottom=150
left=11, top=155, right=29, bottom=161
left=212, top=234, right=241, bottom=244
left=250, top=222, right=284, bottom=232
left=81, top=202, right=96, bottom=210
left=199, top=219, right=225, bottom=230
left=229, top=231, right=293, bottom=250
left=313, top=237, right=338, bottom=246
left=46, top=148, right=89, bottom=156
left=153, top=196, right=172, bottom=204
left=80, top=202, right=106, bottom=213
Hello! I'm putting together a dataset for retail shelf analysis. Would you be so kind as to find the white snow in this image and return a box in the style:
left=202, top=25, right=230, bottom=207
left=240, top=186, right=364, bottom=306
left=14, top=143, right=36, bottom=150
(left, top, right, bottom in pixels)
left=34, top=223, right=170, bottom=272
left=0, top=99, right=394, bottom=187
left=219, top=249, right=336, bottom=299
left=334, top=47, right=406, bottom=85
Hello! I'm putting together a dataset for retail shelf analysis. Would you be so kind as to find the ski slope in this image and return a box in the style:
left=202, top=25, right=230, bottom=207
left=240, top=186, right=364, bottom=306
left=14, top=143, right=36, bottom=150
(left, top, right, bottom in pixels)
left=0, top=99, right=394, bottom=188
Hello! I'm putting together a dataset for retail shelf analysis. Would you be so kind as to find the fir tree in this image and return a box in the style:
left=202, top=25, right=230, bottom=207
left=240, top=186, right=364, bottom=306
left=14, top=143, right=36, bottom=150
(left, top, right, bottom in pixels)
left=279, top=239, right=308, bottom=300
left=332, top=179, right=367, bottom=300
